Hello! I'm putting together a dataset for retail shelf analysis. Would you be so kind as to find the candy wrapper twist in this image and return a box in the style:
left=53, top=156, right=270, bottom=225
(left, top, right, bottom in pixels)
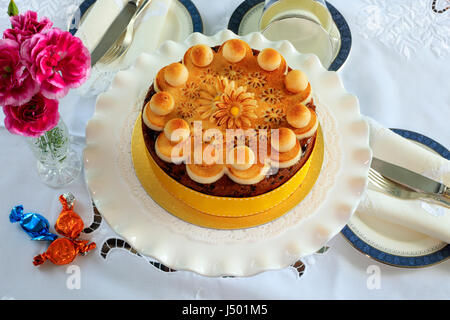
left=33, top=238, right=96, bottom=266
left=54, top=193, right=85, bottom=239
left=9, top=205, right=58, bottom=241
left=33, top=193, right=96, bottom=266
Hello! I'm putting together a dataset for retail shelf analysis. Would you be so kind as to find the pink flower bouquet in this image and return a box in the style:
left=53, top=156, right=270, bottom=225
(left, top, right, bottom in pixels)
left=1, top=6, right=91, bottom=137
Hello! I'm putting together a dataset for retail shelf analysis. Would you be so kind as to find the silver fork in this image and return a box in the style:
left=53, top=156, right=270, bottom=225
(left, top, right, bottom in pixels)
left=100, top=0, right=153, bottom=65
left=368, top=168, right=450, bottom=208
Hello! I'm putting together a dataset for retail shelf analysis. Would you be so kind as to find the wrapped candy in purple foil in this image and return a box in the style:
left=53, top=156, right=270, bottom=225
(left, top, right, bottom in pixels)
left=9, top=205, right=58, bottom=241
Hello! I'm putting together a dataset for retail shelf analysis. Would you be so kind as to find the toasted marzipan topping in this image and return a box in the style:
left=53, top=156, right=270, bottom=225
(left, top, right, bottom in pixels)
left=164, top=63, right=189, bottom=87
left=271, top=127, right=296, bottom=153
left=294, top=115, right=318, bottom=140
left=222, top=39, right=247, bottom=63
left=286, top=104, right=311, bottom=129
left=292, top=109, right=319, bottom=140
left=227, top=163, right=270, bottom=185
left=164, top=118, right=190, bottom=142
left=150, top=91, right=174, bottom=116
left=190, top=44, right=214, bottom=67
left=189, top=138, right=222, bottom=166
left=155, top=132, right=187, bottom=163
left=143, top=103, right=166, bottom=131
left=186, top=164, right=225, bottom=184
left=257, top=48, right=282, bottom=71
left=150, top=40, right=318, bottom=183
left=300, top=87, right=312, bottom=104
left=270, top=140, right=302, bottom=168
left=285, top=69, right=309, bottom=93
left=227, top=145, right=256, bottom=171
left=154, top=75, right=161, bottom=92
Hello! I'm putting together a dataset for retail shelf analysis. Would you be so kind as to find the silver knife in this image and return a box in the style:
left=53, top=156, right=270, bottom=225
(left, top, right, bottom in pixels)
left=90, top=0, right=140, bottom=66
left=371, top=157, right=450, bottom=201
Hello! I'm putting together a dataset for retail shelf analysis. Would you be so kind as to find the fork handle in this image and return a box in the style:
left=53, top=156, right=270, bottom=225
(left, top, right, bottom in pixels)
left=135, top=0, right=152, bottom=17
left=442, top=185, right=450, bottom=199
left=426, top=194, right=450, bottom=209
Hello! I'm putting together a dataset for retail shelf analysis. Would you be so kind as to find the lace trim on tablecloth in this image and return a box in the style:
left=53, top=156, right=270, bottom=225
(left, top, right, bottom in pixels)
left=0, top=0, right=84, bottom=31
left=117, top=88, right=342, bottom=244
left=76, top=32, right=121, bottom=97
left=357, top=0, right=450, bottom=59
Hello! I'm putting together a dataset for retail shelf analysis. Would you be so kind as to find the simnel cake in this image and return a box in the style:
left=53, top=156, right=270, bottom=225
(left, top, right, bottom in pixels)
left=140, top=39, right=319, bottom=204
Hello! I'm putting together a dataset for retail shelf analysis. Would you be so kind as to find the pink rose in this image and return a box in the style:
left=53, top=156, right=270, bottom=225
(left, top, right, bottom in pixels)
left=21, top=28, right=91, bottom=99
left=3, top=10, right=53, bottom=44
left=0, top=39, right=39, bottom=106
left=2, top=93, right=60, bottom=138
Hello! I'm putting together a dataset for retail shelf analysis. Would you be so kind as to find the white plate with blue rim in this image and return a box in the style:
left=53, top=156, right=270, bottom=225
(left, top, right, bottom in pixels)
left=69, top=0, right=203, bottom=36
left=342, top=129, right=450, bottom=268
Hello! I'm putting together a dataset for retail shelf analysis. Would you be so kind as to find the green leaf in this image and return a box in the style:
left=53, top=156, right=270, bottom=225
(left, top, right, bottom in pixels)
left=7, top=0, right=19, bottom=17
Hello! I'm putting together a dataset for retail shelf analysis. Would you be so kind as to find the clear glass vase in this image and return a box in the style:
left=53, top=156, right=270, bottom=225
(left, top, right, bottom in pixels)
left=25, top=119, right=82, bottom=188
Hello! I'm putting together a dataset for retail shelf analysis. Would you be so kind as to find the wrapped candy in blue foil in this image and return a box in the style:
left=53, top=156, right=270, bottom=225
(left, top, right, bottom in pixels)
left=9, top=205, right=58, bottom=241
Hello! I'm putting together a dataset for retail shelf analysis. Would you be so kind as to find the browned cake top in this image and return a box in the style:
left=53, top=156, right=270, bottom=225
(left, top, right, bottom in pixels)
left=141, top=40, right=319, bottom=194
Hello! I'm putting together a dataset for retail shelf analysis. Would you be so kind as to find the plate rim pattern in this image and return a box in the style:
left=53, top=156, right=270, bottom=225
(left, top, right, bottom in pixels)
left=341, top=128, right=450, bottom=268
left=69, top=0, right=204, bottom=35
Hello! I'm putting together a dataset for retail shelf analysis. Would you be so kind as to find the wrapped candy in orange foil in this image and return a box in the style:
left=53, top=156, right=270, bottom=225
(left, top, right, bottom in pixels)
left=33, top=238, right=96, bottom=266
left=33, top=193, right=96, bottom=266
left=54, top=193, right=84, bottom=239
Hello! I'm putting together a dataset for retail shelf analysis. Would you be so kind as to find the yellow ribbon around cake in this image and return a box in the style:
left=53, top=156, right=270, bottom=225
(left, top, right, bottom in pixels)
left=132, top=116, right=324, bottom=228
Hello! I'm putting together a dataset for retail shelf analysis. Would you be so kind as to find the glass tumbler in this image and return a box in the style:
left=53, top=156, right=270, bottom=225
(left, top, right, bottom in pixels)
left=259, top=0, right=340, bottom=68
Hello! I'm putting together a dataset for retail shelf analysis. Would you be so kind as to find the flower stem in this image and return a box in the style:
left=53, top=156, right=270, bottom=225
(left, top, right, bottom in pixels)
left=35, top=125, right=69, bottom=164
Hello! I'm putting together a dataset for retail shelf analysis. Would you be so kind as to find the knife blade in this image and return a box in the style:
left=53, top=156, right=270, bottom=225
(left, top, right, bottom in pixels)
left=90, top=0, right=139, bottom=66
left=371, top=157, right=449, bottom=198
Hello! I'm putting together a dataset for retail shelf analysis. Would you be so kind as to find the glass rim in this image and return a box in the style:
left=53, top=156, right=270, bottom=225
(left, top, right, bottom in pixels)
left=260, top=16, right=340, bottom=68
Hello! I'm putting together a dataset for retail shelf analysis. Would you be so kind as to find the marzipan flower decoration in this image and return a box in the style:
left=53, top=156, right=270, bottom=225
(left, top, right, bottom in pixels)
left=263, top=106, right=285, bottom=127
left=222, top=64, right=243, bottom=81
left=197, top=76, right=229, bottom=120
left=199, top=68, right=218, bottom=85
left=261, top=87, right=282, bottom=104
left=246, top=72, right=266, bottom=89
left=177, top=101, right=196, bottom=119
left=182, top=81, right=199, bottom=99
left=211, top=80, right=257, bottom=129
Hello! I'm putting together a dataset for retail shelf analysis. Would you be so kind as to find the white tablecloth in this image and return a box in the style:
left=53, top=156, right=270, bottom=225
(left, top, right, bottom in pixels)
left=0, top=0, right=449, bottom=300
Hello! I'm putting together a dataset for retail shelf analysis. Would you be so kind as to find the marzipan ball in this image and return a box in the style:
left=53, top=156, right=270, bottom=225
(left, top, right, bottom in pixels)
left=190, top=44, right=214, bottom=67
left=286, top=104, right=311, bottom=129
left=222, top=39, right=247, bottom=63
left=164, top=63, right=189, bottom=87
left=150, top=91, right=174, bottom=116
left=285, top=69, right=309, bottom=93
left=257, top=48, right=282, bottom=71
